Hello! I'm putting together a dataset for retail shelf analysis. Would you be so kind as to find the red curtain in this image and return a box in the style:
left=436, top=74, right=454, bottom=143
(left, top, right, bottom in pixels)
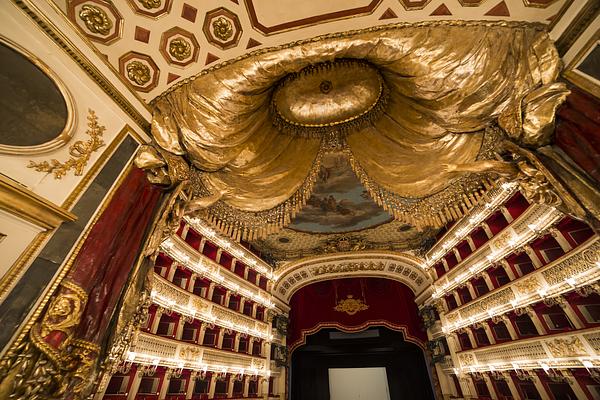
left=288, top=277, right=426, bottom=351
left=555, top=87, right=600, bottom=182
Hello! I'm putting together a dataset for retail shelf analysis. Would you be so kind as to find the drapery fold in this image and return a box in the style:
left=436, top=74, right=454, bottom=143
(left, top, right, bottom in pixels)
left=148, top=21, right=566, bottom=235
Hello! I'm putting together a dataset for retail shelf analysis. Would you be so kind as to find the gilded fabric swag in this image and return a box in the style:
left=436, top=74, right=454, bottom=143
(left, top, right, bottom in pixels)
left=142, top=21, right=568, bottom=239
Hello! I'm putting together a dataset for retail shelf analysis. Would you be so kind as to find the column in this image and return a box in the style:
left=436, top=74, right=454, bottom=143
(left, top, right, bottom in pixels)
left=227, top=377, right=235, bottom=398
left=500, top=259, right=517, bottom=280
left=480, top=323, right=496, bottom=345
left=558, top=297, right=586, bottom=329
left=175, top=316, right=186, bottom=340
left=207, top=282, right=216, bottom=300
left=215, top=248, right=223, bottom=264
left=159, top=371, right=171, bottom=400
left=453, top=248, right=462, bottom=263
left=466, top=236, right=476, bottom=252
left=151, top=308, right=164, bottom=334
left=252, top=303, right=258, bottom=319
left=502, top=373, right=521, bottom=400
left=167, top=265, right=178, bottom=281
left=524, top=307, right=548, bottom=335
left=452, top=291, right=462, bottom=307
left=216, top=328, right=225, bottom=348
left=499, top=316, right=518, bottom=340
left=248, top=338, right=255, bottom=355
left=208, top=375, right=217, bottom=398
left=524, top=245, right=543, bottom=268
left=441, top=259, right=450, bottom=272
left=562, top=369, right=589, bottom=400
left=181, top=223, right=190, bottom=240
left=187, top=273, right=197, bottom=292
left=126, top=371, right=143, bottom=400
left=550, top=228, right=573, bottom=252
left=459, top=375, right=478, bottom=399
left=465, top=282, right=478, bottom=300
left=239, top=298, right=246, bottom=313
left=499, top=206, right=514, bottom=223
left=198, top=238, right=206, bottom=253
left=530, top=374, right=550, bottom=400
left=93, top=371, right=111, bottom=400
left=243, top=377, right=250, bottom=397
left=481, top=272, right=495, bottom=291
left=465, top=329, right=477, bottom=349
left=234, top=332, right=241, bottom=352
left=482, top=374, right=498, bottom=399
left=186, top=372, right=196, bottom=400
left=223, top=290, right=232, bottom=308
left=197, top=324, right=207, bottom=345
left=480, top=222, right=493, bottom=239
left=243, top=265, right=249, bottom=280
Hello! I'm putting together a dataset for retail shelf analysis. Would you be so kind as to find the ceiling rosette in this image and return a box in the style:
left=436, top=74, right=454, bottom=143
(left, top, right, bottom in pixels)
left=137, top=21, right=568, bottom=240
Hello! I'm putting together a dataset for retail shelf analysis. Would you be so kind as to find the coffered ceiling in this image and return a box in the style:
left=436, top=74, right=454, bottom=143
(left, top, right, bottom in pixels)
left=55, top=0, right=570, bottom=101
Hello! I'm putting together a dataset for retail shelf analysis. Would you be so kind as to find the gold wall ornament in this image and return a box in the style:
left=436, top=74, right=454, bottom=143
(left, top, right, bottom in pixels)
left=169, top=38, right=191, bottom=61
left=212, top=17, right=233, bottom=41
left=28, top=109, right=106, bottom=179
left=39, top=279, right=87, bottom=337
left=137, top=0, right=161, bottom=9
left=546, top=337, right=587, bottom=358
left=334, top=295, right=369, bottom=316
left=126, top=61, right=151, bottom=86
left=514, top=276, right=542, bottom=296
left=78, top=4, right=112, bottom=35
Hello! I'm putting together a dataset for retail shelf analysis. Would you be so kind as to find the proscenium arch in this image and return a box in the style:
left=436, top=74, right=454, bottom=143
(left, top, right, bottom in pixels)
left=273, top=251, right=432, bottom=304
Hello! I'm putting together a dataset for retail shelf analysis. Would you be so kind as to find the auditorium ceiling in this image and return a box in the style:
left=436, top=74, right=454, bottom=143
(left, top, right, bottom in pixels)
left=53, top=0, right=570, bottom=101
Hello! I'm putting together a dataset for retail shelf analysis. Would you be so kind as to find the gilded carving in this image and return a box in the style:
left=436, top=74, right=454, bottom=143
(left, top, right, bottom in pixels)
left=458, top=353, right=474, bottom=367
left=28, top=109, right=105, bottom=179
left=78, top=4, right=112, bottom=35
left=542, top=240, right=600, bottom=286
left=334, top=295, right=369, bottom=315
left=39, top=279, right=87, bottom=338
left=546, top=337, right=587, bottom=358
left=514, top=276, right=542, bottom=296
left=138, top=0, right=161, bottom=9
left=126, top=61, right=151, bottom=86
left=179, top=346, right=202, bottom=360
left=169, top=38, right=191, bottom=61
left=212, top=17, right=233, bottom=41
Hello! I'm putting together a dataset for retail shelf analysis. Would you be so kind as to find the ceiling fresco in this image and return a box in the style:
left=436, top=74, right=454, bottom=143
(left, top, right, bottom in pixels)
left=53, top=0, right=572, bottom=101
left=288, top=152, right=392, bottom=234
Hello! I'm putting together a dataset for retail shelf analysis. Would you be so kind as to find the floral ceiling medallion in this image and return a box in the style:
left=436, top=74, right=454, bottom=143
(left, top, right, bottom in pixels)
left=334, top=295, right=369, bottom=315
left=271, top=59, right=388, bottom=138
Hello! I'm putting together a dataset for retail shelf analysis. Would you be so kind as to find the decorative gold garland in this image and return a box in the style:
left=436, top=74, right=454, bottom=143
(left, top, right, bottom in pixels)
left=28, top=109, right=106, bottom=179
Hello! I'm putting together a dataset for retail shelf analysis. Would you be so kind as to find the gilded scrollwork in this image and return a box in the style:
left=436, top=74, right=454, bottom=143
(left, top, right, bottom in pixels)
left=514, top=276, right=542, bottom=296
left=78, top=4, right=112, bottom=35
left=28, top=109, right=106, bottom=179
left=334, top=295, right=369, bottom=315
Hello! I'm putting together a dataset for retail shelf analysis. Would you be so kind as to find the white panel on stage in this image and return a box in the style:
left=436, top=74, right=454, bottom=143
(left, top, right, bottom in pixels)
left=328, top=367, right=391, bottom=400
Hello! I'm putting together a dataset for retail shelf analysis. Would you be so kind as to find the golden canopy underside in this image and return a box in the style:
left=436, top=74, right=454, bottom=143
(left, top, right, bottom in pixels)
left=150, top=21, right=564, bottom=239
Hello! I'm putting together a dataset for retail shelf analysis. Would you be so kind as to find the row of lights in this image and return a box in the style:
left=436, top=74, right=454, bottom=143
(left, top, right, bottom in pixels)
left=150, top=278, right=272, bottom=341
left=424, top=182, right=519, bottom=269
left=125, top=350, right=271, bottom=377
left=453, top=358, right=599, bottom=375
left=432, top=207, right=562, bottom=299
left=185, top=216, right=273, bottom=279
left=441, top=240, right=600, bottom=333
left=161, top=238, right=276, bottom=310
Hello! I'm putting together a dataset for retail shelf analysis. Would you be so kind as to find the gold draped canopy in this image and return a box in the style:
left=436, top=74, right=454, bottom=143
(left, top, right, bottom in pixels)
left=145, top=21, right=567, bottom=239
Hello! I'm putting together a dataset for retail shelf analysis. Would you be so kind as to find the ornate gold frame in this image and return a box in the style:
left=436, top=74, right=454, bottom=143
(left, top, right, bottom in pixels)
left=0, top=35, right=77, bottom=155
left=563, top=26, right=600, bottom=98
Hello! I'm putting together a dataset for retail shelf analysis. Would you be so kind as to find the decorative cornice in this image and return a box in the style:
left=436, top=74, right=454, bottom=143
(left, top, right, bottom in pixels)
left=0, top=175, right=76, bottom=230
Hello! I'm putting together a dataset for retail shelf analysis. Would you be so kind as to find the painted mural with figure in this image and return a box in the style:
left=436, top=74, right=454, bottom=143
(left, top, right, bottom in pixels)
left=289, top=152, right=392, bottom=233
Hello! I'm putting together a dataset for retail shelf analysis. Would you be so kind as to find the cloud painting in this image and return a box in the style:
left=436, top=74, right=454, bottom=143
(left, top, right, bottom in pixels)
left=289, top=152, right=392, bottom=233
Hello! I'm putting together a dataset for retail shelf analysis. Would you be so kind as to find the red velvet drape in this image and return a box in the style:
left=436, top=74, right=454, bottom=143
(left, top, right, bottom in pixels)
left=288, top=278, right=426, bottom=351
left=555, top=87, right=600, bottom=182
left=71, top=168, right=162, bottom=343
